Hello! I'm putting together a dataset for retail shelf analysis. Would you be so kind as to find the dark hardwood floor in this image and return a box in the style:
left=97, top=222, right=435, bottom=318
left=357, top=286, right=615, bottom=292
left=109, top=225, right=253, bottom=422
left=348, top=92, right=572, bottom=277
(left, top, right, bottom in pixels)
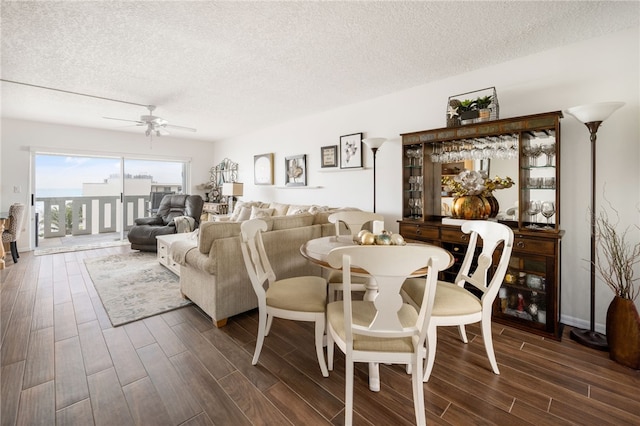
left=1, top=246, right=639, bottom=425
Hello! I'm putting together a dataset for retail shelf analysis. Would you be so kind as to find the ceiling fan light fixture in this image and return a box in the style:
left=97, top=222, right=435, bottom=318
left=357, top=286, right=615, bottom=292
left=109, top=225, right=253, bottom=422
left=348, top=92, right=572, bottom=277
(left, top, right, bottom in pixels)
left=103, top=103, right=196, bottom=138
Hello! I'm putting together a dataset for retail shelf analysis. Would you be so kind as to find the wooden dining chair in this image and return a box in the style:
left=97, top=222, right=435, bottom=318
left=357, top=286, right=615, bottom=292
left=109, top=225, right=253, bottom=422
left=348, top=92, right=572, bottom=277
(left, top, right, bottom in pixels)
left=327, top=211, right=385, bottom=302
left=239, top=218, right=329, bottom=377
left=326, top=244, right=451, bottom=426
left=401, top=220, right=514, bottom=382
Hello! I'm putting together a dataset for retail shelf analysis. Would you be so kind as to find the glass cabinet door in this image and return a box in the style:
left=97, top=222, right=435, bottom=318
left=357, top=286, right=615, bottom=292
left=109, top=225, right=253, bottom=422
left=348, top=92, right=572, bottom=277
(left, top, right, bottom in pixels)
left=520, top=129, right=559, bottom=230
left=494, top=253, right=554, bottom=330
left=403, top=144, right=423, bottom=219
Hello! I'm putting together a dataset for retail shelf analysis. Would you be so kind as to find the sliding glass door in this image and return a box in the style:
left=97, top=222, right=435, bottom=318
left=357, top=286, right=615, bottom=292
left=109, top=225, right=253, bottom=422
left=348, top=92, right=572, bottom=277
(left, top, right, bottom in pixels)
left=34, top=153, right=187, bottom=252
left=122, top=159, right=185, bottom=232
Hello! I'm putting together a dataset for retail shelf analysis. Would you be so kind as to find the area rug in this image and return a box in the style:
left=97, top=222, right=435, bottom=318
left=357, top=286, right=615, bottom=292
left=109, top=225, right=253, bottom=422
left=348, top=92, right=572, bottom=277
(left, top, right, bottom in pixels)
left=84, top=251, right=191, bottom=327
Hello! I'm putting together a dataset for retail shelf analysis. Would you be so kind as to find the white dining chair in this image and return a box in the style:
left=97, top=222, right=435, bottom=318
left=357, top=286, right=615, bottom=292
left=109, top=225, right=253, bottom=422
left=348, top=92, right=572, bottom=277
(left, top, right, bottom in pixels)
left=401, top=220, right=514, bottom=382
left=327, top=211, right=385, bottom=302
left=326, top=244, right=451, bottom=426
left=240, top=219, right=329, bottom=377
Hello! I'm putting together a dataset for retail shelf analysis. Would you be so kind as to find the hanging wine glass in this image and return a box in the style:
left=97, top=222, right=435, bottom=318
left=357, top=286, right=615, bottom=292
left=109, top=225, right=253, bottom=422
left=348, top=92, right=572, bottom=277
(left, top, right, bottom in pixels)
left=507, top=134, right=519, bottom=159
left=430, top=143, right=441, bottom=163
left=541, top=201, right=556, bottom=229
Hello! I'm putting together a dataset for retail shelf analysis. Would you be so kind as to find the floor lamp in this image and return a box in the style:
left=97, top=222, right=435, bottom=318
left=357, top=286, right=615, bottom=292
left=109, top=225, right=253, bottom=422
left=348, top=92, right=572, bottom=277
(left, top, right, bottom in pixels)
left=566, top=101, right=624, bottom=350
left=362, top=138, right=387, bottom=213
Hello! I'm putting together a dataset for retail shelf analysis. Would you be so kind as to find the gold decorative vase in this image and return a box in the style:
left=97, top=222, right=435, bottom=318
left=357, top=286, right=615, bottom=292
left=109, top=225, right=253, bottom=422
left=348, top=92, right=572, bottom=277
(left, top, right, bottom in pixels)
left=485, top=195, right=500, bottom=218
left=451, top=195, right=491, bottom=220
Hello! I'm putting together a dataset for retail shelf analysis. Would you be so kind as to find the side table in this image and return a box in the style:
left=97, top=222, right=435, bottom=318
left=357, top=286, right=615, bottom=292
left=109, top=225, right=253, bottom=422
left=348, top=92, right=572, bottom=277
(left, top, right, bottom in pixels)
left=202, top=202, right=229, bottom=221
left=156, top=232, right=196, bottom=276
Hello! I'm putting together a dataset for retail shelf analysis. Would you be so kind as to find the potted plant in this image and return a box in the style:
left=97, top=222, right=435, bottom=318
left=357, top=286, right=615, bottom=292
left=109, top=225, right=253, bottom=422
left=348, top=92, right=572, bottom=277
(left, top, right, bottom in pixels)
left=458, top=98, right=478, bottom=124
left=475, top=95, right=493, bottom=121
left=595, top=205, right=640, bottom=369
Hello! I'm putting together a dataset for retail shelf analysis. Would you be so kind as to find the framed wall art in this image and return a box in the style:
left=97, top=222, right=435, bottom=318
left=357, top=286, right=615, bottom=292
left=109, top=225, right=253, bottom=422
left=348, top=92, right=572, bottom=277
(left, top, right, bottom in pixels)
left=254, top=153, right=274, bottom=185
left=340, top=132, right=363, bottom=169
left=321, top=145, right=338, bottom=168
left=285, top=154, right=307, bottom=186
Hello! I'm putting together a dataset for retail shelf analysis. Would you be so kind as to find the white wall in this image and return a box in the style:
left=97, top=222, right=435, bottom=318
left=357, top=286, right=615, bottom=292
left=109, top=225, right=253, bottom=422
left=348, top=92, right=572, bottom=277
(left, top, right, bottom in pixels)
left=1, top=120, right=216, bottom=252
left=213, top=28, right=640, bottom=331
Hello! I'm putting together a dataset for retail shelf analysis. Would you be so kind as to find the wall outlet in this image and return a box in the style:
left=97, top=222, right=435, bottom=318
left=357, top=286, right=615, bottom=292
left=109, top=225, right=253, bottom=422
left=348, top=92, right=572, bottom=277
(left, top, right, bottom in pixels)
left=13, top=185, right=21, bottom=193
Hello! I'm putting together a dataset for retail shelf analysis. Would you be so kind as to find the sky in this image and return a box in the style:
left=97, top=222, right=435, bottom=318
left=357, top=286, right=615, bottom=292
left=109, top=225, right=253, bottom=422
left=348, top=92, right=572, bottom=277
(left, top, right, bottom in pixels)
left=35, top=154, right=184, bottom=192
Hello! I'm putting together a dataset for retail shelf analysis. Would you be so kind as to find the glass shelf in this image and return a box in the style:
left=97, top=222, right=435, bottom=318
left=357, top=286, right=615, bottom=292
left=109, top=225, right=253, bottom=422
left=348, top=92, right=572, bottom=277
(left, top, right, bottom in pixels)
left=520, top=165, right=556, bottom=170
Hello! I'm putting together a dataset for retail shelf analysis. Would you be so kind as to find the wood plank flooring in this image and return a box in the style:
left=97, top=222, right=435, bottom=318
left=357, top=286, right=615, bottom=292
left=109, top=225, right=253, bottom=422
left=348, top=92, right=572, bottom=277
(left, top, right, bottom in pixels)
left=1, top=246, right=639, bottom=425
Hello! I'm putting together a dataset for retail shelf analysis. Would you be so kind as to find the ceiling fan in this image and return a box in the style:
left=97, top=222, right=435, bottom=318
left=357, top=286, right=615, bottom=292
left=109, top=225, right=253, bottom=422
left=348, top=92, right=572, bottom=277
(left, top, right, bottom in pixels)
left=104, top=105, right=197, bottom=137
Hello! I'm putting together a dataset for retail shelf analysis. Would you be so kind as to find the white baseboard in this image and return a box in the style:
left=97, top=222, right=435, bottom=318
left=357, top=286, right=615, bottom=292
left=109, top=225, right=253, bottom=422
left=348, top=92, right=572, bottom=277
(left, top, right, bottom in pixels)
left=560, top=314, right=606, bottom=334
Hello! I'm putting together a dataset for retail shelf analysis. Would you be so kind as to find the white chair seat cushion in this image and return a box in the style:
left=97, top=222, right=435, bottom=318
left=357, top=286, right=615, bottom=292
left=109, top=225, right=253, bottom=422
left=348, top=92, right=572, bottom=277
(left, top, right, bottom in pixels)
left=327, top=301, right=417, bottom=353
left=403, top=279, right=481, bottom=316
left=266, top=276, right=327, bottom=312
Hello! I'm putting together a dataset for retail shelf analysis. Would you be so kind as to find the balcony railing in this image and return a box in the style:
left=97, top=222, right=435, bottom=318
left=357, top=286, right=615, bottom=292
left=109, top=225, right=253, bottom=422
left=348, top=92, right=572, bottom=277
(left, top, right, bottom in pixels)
left=35, top=195, right=151, bottom=238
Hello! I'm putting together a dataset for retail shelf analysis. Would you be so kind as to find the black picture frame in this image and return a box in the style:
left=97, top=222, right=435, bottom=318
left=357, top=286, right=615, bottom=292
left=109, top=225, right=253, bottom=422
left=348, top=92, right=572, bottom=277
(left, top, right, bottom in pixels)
left=321, top=145, right=338, bottom=168
left=285, top=154, right=307, bottom=186
left=340, top=133, right=363, bottom=169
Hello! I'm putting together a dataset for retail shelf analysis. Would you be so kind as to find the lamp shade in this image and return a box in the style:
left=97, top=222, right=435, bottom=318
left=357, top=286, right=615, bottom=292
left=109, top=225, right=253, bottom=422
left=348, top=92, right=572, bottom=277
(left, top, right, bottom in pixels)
left=222, top=182, right=243, bottom=197
left=363, top=137, right=387, bottom=150
left=566, top=102, right=624, bottom=124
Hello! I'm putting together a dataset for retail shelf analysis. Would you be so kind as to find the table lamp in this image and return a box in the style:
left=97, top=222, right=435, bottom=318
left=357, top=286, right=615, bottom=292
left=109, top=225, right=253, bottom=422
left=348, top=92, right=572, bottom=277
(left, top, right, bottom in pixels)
left=222, top=182, right=244, bottom=214
left=565, top=101, right=624, bottom=350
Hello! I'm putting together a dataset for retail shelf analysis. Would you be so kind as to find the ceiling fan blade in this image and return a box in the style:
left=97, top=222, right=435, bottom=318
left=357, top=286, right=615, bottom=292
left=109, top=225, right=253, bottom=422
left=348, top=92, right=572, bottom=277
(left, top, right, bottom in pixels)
left=103, top=116, right=144, bottom=125
left=165, top=124, right=197, bottom=132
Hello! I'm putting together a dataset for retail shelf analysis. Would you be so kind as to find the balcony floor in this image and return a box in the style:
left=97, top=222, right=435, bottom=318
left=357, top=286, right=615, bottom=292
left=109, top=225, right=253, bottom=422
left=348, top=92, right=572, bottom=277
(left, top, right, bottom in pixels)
left=34, top=231, right=130, bottom=255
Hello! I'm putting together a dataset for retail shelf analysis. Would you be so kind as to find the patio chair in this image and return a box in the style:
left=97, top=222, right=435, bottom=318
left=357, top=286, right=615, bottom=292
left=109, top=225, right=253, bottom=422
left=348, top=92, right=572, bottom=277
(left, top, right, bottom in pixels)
left=2, top=203, right=26, bottom=263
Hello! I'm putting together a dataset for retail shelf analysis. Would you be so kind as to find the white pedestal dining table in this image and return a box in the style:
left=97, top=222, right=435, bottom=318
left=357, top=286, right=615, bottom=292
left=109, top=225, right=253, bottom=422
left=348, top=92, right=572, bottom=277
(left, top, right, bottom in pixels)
left=300, top=235, right=454, bottom=391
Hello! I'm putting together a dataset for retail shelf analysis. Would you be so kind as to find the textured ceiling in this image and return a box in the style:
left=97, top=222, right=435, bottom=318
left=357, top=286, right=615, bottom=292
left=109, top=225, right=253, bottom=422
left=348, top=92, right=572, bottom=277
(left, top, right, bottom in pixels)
left=1, top=1, right=638, bottom=142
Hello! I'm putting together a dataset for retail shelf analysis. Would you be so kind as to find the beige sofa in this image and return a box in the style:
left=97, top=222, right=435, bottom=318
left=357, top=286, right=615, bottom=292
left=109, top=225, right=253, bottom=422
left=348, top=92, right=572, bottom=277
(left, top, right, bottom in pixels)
left=172, top=208, right=343, bottom=327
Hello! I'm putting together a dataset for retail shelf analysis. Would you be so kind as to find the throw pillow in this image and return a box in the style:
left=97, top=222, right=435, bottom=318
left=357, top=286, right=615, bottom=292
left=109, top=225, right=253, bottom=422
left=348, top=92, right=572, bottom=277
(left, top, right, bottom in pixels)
left=308, top=205, right=329, bottom=214
left=236, top=206, right=253, bottom=222
left=286, top=204, right=310, bottom=215
left=229, top=201, right=247, bottom=221
left=230, top=201, right=260, bottom=221
left=250, top=206, right=275, bottom=219
left=269, top=202, right=290, bottom=216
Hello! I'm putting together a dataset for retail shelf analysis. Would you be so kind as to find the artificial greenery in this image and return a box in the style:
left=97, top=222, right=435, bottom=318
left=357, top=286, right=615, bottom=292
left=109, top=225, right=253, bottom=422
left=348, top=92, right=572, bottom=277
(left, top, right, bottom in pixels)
left=475, top=95, right=493, bottom=110
left=454, top=95, right=493, bottom=112
left=458, top=99, right=476, bottom=112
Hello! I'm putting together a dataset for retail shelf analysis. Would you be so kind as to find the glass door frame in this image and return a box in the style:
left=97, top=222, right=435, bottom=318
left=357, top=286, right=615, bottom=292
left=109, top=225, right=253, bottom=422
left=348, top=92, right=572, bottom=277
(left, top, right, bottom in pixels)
left=30, top=147, right=192, bottom=251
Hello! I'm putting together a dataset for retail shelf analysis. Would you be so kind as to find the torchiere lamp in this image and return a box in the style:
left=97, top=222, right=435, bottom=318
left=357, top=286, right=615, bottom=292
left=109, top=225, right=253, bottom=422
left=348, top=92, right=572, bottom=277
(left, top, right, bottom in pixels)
left=565, top=101, right=624, bottom=350
left=362, top=138, right=387, bottom=213
left=222, top=182, right=244, bottom=214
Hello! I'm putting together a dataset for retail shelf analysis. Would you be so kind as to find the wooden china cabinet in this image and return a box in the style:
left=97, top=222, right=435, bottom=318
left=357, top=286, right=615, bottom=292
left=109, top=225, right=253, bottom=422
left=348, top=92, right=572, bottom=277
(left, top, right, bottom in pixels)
left=399, top=111, right=564, bottom=339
